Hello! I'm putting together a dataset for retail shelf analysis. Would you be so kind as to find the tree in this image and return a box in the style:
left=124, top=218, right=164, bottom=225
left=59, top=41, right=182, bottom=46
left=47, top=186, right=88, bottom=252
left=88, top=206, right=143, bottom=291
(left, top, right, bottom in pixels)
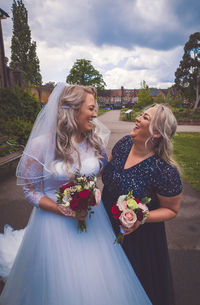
left=137, top=80, right=153, bottom=109
left=66, top=59, right=106, bottom=93
left=174, top=32, right=200, bottom=109
left=10, top=0, right=42, bottom=85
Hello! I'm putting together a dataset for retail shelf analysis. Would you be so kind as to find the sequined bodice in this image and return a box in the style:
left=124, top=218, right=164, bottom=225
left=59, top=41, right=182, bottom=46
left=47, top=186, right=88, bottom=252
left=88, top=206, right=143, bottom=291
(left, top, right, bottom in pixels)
left=102, top=136, right=182, bottom=209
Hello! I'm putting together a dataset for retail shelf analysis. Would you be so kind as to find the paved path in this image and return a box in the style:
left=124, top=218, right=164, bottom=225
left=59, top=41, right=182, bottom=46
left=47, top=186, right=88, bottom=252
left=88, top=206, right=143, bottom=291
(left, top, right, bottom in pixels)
left=98, top=110, right=200, bottom=305
left=0, top=110, right=200, bottom=304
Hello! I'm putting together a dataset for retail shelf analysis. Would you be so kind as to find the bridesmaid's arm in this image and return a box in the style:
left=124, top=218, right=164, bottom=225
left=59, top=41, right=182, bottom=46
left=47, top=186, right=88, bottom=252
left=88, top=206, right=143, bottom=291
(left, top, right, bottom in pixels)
left=122, top=192, right=182, bottom=235
left=146, top=193, right=182, bottom=223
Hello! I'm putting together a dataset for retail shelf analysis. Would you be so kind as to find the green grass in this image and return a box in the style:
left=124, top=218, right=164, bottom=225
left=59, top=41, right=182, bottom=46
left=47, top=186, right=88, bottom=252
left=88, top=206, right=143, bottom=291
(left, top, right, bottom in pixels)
left=121, top=107, right=200, bottom=122
left=98, top=109, right=109, bottom=116
left=173, top=132, right=200, bottom=192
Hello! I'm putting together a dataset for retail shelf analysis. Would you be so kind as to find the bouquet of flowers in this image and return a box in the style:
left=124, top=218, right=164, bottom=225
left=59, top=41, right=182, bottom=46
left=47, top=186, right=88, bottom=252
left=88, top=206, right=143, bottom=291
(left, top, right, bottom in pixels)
left=112, top=192, right=150, bottom=244
left=56, top=172, right=101, bottom=232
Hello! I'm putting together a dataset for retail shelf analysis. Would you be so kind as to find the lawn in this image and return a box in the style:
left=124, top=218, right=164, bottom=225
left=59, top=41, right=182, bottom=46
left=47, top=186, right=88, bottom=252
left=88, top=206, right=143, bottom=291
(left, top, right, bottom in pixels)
left=173, top=132, right=200, bottom=192
left=98, top=109, right=109, bottom=116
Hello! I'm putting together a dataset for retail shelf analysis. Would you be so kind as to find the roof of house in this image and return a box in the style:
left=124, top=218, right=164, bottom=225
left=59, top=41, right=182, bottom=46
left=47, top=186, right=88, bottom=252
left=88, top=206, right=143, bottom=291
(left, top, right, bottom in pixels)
left=149, top=89, right=160, bottom=97
left=0, top=8, right=9, bottom=19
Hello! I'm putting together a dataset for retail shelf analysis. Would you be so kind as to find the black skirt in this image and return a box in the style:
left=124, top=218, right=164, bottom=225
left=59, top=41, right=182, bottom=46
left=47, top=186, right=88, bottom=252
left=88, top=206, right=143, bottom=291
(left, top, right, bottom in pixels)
left=102, top=187, right=175, bottom=305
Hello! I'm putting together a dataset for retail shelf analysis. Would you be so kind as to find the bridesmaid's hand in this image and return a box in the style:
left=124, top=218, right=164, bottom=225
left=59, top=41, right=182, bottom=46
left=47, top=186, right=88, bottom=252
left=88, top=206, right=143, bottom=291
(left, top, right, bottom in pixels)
left=121, top=220, right=141, bottom=236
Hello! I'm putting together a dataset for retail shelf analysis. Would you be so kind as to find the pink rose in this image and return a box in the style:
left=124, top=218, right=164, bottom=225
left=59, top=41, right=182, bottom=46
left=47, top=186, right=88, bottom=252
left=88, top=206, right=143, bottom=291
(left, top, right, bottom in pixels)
left=94, top=188, right=101, bottom=206
left=122, top=201, right=127, bottom=209
left=138, top=203, right=149, bottom=213
left=119, top=210, right=137, bottom=228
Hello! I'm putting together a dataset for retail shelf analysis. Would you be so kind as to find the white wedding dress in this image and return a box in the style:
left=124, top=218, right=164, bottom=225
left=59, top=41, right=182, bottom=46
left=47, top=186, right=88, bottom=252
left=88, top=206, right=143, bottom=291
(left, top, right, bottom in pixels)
left=0, top=140, right=152, bottom=305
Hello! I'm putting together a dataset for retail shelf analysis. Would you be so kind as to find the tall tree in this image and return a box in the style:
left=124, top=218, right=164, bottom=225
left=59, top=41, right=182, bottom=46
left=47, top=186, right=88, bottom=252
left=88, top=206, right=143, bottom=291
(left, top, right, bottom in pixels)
left=66, top=59, right=106, bottom=93
left=137, top=80, right=153, bottom=109
left=174, top=32, right=200, bottom=109
left=10, top=0, right=42, bottom=85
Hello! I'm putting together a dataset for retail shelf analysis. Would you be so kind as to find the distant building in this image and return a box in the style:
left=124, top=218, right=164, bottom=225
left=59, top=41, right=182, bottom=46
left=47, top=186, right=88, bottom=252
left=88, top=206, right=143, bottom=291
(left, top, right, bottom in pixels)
left=149, top=88, right=167, bottom=99
left=99, top=87, right=139, bottom=108
left=98, top=86, right=183, bottom=108
left=31, top=84, right=54, bottom=105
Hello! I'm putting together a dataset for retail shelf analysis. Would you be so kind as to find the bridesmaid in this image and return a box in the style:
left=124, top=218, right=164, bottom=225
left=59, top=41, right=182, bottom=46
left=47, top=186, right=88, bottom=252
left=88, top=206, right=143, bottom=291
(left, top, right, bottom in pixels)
left=102, top=103, right=182, bottom=305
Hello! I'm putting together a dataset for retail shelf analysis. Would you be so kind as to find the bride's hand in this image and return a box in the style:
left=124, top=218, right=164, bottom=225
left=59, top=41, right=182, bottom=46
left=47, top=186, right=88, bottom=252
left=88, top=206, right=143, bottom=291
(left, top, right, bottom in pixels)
left=58, top=205, right=87, bottom=220
left=57, top=205, right=76, bottom=218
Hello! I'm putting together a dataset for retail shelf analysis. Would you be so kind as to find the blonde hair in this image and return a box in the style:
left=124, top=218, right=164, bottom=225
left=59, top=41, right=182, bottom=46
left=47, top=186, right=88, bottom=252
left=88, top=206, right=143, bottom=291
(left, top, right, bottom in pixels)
left=146, top=103, right=180, bottom=171
left=56, top=85, right=103, bottom=172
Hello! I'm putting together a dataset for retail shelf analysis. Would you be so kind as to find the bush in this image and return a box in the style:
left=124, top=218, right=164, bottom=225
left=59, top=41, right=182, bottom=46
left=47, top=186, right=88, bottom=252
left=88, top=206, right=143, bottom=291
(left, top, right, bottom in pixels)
left=0, top=118, right=33, bottom=145
left=0, top=87, right=41, bottom=123
left=0, top=87, right=41, bottom=145
left=172, top=108, right=200, bottom=121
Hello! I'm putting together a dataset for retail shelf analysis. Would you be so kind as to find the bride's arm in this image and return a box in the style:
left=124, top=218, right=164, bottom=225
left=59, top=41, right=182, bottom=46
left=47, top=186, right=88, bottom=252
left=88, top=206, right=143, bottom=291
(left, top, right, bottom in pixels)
left=22, top=156, right=86, bottom=220
left=39, top=196, right=87, bottom=220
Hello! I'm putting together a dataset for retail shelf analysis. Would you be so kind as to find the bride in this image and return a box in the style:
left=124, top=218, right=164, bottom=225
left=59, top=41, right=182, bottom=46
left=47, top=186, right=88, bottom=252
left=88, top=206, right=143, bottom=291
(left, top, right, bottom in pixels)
left=0, top=83, right=152, bottom=305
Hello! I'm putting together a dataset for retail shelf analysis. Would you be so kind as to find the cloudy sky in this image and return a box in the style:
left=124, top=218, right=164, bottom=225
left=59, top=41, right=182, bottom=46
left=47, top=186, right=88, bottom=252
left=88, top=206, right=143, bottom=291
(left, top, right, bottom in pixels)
left=1, top=0, right=200, bottom=89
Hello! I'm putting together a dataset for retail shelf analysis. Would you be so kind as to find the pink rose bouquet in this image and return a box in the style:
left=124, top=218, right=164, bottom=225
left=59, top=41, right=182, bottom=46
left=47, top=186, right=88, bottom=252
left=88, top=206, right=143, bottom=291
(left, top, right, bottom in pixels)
left=112, top=192, right=150, bottom=244
left=56, top=172, right=101, bottom=232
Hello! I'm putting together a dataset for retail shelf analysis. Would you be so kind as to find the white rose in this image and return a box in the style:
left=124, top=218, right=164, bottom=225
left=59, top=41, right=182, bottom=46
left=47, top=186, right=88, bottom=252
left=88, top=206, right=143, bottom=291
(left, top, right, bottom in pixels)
left=62, top=199, right=70, bottom=207
left=116, top=195, right=127, bottom=211
left=89, top=181, right=95, bottom=188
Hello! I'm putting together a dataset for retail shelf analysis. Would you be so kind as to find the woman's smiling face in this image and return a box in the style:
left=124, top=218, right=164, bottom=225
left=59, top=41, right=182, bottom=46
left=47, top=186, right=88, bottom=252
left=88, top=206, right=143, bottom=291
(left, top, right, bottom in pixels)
left=77, top=93, right=97, bottom=133
left=130, top=106, right=156, bottom=142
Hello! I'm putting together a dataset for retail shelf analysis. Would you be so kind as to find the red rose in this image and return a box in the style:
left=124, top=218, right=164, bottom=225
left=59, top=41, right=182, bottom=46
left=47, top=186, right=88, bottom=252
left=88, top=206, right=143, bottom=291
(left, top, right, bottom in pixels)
left=112, top=204, right=121, bottom=219
left=136, top=210, right=144, bottom=221
left=135, top=198, right=140, bottom=204
left=60, top=182, right=75, bottom=193
left=79, top=189, right=91, bottom=199
left=70, top=198, right=80, bottom=210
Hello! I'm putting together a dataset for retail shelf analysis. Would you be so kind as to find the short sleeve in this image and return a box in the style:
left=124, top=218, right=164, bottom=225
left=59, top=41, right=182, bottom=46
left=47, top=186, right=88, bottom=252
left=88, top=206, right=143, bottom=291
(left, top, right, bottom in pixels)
left=112, top=136, right=131, bottom=158
left=154, top=163, right=183, bottom=197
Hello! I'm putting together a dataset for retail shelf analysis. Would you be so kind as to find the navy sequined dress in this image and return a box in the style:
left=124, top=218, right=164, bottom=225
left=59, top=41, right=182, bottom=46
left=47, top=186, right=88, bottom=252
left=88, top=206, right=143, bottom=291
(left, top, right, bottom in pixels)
left=102, top=136, right=182, bottom=305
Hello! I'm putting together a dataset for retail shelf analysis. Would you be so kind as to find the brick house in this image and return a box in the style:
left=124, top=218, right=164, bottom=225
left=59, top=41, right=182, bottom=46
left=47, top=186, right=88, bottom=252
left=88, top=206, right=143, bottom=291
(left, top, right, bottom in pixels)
left=99, top=87, right=140, bottom=108
left=99, top=87, right=139, bottom=107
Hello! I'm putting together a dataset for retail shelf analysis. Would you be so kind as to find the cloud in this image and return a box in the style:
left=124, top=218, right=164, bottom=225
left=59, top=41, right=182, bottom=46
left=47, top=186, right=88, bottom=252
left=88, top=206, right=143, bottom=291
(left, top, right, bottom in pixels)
left=1, top=0, right=199, bottom=89
left=36, top=40, right=183, bottom=89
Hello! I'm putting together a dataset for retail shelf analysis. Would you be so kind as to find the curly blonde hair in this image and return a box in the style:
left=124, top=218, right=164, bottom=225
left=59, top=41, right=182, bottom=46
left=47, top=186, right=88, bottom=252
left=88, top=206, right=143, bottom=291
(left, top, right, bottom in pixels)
left=146, top=103, right=180, bottom=171
left=56, top=85, right=104, bottom=171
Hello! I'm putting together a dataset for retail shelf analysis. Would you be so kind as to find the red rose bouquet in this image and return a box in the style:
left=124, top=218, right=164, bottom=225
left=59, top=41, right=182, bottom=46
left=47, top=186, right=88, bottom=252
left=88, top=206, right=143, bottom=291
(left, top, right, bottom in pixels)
left=56, top=172, right=101, bottom=232
left=112, top=192, right=150, bottom=244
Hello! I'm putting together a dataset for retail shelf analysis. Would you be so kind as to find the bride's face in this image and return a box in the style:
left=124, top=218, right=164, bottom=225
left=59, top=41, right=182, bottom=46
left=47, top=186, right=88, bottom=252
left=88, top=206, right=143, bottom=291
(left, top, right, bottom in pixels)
left=77, top=93, right=97, bottom=133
